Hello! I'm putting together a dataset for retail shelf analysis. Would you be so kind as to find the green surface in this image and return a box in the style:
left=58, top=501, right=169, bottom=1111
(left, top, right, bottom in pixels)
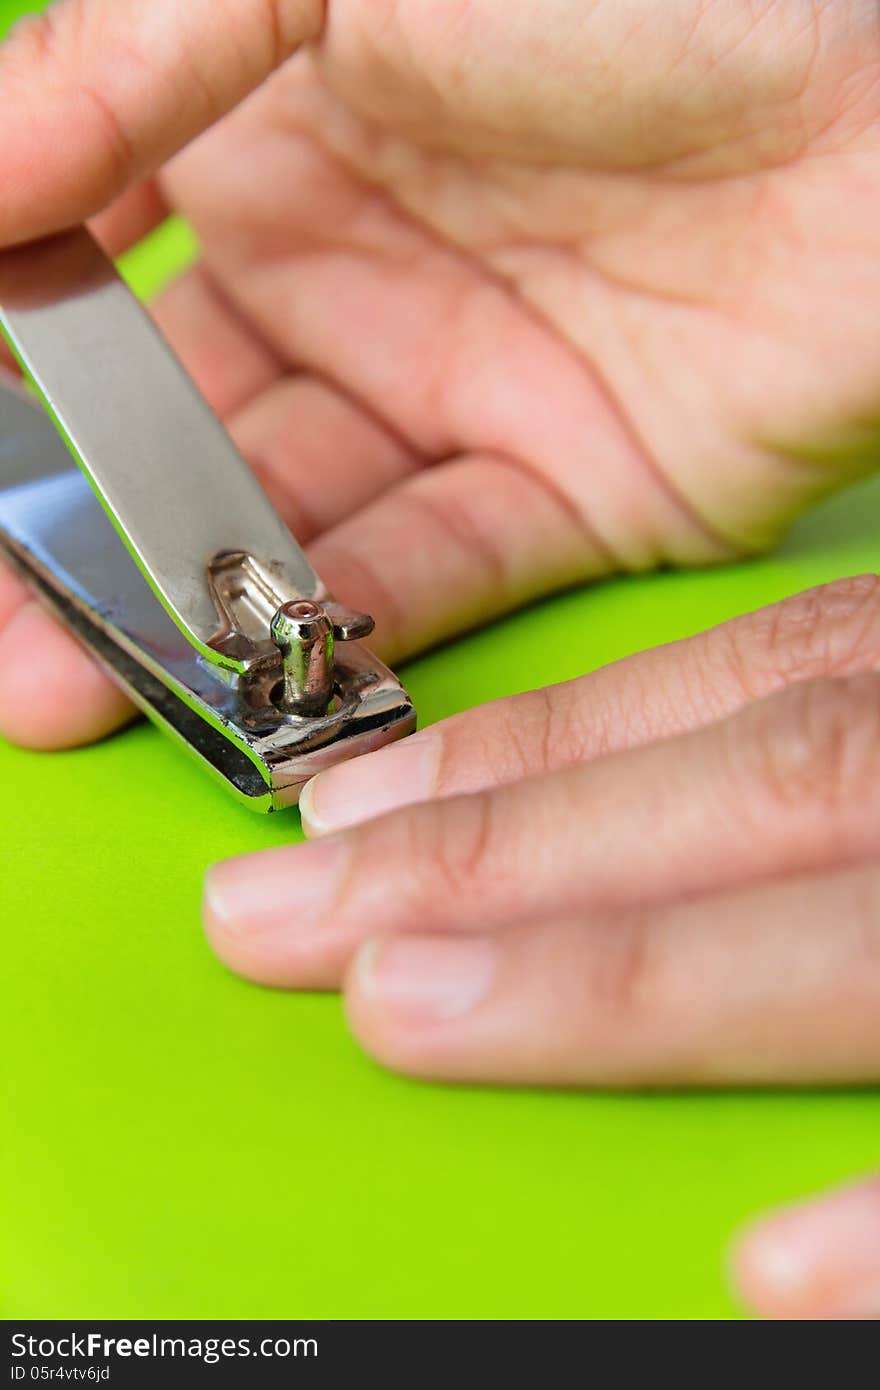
left=2, top=0, right=879, bottom=1322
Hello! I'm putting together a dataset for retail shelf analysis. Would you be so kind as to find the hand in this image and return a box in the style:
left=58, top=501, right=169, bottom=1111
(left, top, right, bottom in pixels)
left=1, top=0, right=879, bottom=747
left=202, top=575, right=880, bottom=1316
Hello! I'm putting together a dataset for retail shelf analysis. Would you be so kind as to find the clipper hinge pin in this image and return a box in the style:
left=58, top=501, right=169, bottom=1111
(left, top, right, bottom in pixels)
left=269, top=599, right=374, bottom=717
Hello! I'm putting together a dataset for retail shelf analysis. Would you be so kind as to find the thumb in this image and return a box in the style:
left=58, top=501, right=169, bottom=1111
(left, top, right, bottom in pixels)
left=0, top=0, right=325, bottom=246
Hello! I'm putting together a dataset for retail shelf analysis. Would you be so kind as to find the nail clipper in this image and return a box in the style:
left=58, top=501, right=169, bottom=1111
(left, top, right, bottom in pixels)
left=0, top=228, right=415, bottom=811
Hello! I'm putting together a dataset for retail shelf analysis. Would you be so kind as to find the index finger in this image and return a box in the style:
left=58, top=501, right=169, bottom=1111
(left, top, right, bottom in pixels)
left=0, top=0, right=324, bottom=246
left=299, top=575, right=880, bottom=836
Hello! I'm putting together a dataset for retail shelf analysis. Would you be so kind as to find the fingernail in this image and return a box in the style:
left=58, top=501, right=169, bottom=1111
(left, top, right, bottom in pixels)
left=300, top=732, right=440, bottom=836
left=735, top=1178, right=880, bottom=1317
left=354, top=933, right=497, bottom=1024
left=204, top=836, right=350, bottom=935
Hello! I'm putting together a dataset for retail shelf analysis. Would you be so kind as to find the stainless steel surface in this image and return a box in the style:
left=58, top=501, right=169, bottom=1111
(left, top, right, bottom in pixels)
left=0, top=227, right=322, bottom=672
left=0, top=331, right=416, bottom=810
left=270, top=600, right=335, bottom=717
left=270, top=598, right=375, bottom=717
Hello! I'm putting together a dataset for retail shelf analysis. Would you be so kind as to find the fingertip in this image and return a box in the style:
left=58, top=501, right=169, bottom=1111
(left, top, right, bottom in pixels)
left=343, top=937, right=430, bottom=1077
left=0, top=600, right=132, bottom=749
left=728, top=1219, right=813, bottom=1320
left=200, top=856, right=301, bottom=990
left=201, top=839, right=356, bottom=990
left=344, top=932, right=499, bottom=1079
left=730, top=1177, right=880, bottom=1319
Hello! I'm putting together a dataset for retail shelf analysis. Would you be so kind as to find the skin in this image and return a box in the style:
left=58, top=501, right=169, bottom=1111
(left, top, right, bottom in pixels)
left=1, top=0, right=879, bottom=1317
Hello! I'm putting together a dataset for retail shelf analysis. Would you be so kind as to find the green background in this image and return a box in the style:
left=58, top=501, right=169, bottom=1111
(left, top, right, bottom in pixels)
left=1, top=0, right=878, bottom=1321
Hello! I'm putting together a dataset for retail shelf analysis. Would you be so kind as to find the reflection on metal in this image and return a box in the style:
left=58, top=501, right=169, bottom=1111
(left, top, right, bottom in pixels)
left=0, top=230, right=415, bottom=810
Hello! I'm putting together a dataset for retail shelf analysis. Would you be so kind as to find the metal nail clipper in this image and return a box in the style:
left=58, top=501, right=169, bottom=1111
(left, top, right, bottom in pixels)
left=0, top=228, right=415, bottom=810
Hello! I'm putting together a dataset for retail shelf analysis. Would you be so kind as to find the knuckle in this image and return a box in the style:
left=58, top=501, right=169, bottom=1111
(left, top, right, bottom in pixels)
left=4, top=4, right=133, bottom=187
left=436, top=684, right=582, bottom=795
left=402, top=791, right=496, bottom=916
left=720, top=576, right=880, bottom=699
left=740, top=672, right=880, bottom=813
left=72, top=80, right=135, bottom=184
left=588, top=913, right=657, bottom=1027
left=493, top=687, right=570, bottom=781
left=273, top=1, right=329, bottom=62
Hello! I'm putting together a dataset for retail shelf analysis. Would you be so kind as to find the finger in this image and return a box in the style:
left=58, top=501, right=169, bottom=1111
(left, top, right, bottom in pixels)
left=0, top=0, right=324, bottom=246
left=204, top=669, right=880, bottom=987
left=228, top=375, right=418, bottom=543
left=308, top=450, right=610, bottom=667
left=732, top=1175, right=880, bottom=1320
left=0, top=597, right=132, bottom=749
left=343, top=862, right=880, bottom=1087
left=300, top=575, right=880, bottom=835
left=89, top=179, right=170, bottom=257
